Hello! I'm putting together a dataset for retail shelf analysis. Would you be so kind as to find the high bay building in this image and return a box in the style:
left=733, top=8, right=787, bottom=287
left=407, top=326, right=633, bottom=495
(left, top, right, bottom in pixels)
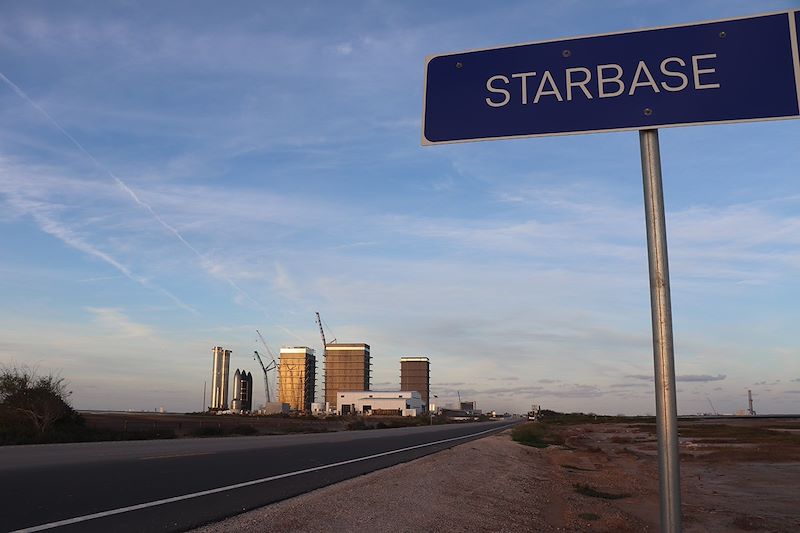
left=278, top=346, right=316, bottom=412
left=400, top=356, right=430, bottom=413
left=337, top=390, right=423, bottom=416
left=210, top=346, right=231, bottom=410
left=324, top=343, right=371, bottom=408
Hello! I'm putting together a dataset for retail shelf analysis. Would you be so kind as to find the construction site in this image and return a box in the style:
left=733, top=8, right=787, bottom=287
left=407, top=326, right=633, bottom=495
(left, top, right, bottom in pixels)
left=206, top=312, right=434, bottom=419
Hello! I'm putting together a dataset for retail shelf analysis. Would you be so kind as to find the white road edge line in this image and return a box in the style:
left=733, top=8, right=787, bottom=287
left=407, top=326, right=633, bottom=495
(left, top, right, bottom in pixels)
left=12, top=423, right=514, bottom=532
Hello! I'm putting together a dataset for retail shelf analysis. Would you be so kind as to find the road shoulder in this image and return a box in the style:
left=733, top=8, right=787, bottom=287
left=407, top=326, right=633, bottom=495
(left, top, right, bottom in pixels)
left=192, top=429, right=565, bottom=532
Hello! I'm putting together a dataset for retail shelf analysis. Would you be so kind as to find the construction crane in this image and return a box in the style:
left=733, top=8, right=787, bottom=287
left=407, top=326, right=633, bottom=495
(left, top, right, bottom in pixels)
left=315, top=312, right=327, bottom=352
left=255, top=330, right=278, bottom=404
left=315, top=312, right=334, bottom=411
left=706, top=396, right=719, bottom=416
left=253, top=350, right=276, bottom=404
left=315, top=312, right=336, bottom=346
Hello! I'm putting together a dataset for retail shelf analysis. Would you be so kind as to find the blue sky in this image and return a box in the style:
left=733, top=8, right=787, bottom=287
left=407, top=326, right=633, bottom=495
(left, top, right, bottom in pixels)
left=1, top=0, right=799, bottom=415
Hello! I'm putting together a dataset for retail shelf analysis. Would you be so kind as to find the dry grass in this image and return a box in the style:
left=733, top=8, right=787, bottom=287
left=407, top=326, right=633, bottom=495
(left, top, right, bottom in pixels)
left=561, top=464, right=595, bottom=471
left=679, top=424, right=800, bottom=444
left=683, top=445, right=800, bottom=463
left=610, top=435, right=634, bottom=444
left=511, top=423, right=565, bottom=448
left=573, top=483, right=631, bottom=500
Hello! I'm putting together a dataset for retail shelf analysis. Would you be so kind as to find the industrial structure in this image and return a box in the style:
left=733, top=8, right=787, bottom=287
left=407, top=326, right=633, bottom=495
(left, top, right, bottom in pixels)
left=460, top=400, right=477, bottom=412
left=748, top=389, right=756, bottom=415
left=255, top=330, right=278, bottom=404
left=210, top=347, right=231, bottom=410
left=324, top=343, right=371, bottom=408
left=400, top=357, right=430, bottom=413
left=231, top=369, right=253, bottom=412
left=278, top=346, right=316, bottom=412
left=337, top=390, right=422, bottom=416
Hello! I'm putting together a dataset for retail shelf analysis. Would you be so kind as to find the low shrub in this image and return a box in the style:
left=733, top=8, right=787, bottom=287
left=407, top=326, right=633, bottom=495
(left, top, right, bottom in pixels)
left=347, top=419, right=369, bottom=431
left=230, top=424, right=258, bottom=435
left=190, top=426, right=226, bottom=437
left=511, top=423, right=564, bottom=448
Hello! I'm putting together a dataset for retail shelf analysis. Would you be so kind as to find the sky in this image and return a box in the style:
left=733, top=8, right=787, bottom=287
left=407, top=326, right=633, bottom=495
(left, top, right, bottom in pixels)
left=1, top=0, right=799, bottom=416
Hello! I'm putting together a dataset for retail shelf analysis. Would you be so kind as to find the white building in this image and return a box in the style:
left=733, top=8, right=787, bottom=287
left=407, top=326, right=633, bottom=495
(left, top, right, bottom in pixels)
left=337, top=390, right=423, bottom=416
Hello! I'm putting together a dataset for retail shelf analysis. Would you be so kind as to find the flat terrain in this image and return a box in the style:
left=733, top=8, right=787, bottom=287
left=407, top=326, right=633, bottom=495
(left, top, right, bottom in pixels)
left=195, top=417, right=800, bottom=532
left=78, top=411, right=350, bottom=437
left=1, top=420, right=513, bottom=532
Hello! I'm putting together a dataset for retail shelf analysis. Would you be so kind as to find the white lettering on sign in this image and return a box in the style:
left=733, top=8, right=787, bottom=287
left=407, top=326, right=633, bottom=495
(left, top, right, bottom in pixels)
left=659, top=57, right=688, bottom=92
left=692, top=53, right=720, bottom=89
left=485, top=53, right=720, bottom=107
left=628, top=60, right=660, bottom=95
left=534, top=71, right=563, bottom=103
left=511, top=71, right=537, bottom=104
left=597, top=64, right=625, bottom=98
left=565, top=67, right=592, bottom=100
left=485, top=75, right=511, bottom=107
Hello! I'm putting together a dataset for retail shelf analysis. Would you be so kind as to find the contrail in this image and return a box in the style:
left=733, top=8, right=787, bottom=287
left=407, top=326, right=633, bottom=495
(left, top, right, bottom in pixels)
left=276, top=324, right=312, bottom=345
left=0, top=71, right=265, bottom=313
left=21, top=200, right=198, bottom=315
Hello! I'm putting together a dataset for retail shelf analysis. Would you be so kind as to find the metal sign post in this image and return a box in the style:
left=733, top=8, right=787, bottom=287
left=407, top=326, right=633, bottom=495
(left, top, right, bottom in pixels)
left=421, top=10, right=800, bottom=533
left=640, top=129, right=681, bottom=532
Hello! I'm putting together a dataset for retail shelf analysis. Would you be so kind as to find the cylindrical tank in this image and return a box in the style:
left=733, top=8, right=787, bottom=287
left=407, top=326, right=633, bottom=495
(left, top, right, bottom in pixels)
left=231, top=369, right=242, bottom=411
left=210, top=347, right=232, bottom=410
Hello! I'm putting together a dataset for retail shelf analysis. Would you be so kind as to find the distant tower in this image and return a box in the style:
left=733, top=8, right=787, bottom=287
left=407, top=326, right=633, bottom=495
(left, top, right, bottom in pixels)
left=324, top=343, right=370, bottom=408
left=400, top=357, right=430, bottom=413
left=748, top=389, right=756, bottom=416
left=279, top=347, right=316, bottom=411
left=244, top=371, right=253, bottom=412
left=231, top=369, right=242, bottom=411
left=210, top=346, right=231, bottom=410
left=231, top=369, right=253, bottom=412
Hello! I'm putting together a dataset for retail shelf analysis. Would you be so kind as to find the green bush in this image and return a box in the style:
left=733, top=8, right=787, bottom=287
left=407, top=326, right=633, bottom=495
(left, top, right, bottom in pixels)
left=512, top=423, right=550, bottom=448
left=511, top=422, right=565, bottom=448
left=1, top=365, right=76, bottom=436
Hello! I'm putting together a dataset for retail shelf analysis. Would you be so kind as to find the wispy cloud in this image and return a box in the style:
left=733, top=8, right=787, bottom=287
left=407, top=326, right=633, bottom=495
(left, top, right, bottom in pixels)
left=0, top=72, right=263, bottom=313
left=626, top=373, right=727, bottom=383
left=678, top=374, right=727, bottom=383
left=0, top=187, right=197, bottom=314
left=334, top=43, right=353, bottom=55
left=78, top=275, right=124, bottom=282
left=86, top=307, right=155, bottom=338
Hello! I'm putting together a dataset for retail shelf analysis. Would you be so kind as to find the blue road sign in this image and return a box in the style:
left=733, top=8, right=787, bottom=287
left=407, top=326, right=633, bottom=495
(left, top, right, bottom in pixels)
left=422, top=10, right=800, bottom=144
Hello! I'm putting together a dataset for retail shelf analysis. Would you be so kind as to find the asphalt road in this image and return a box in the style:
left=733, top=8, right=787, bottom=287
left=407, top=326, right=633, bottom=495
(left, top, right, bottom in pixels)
left=1, top=420, right=518, bottom=533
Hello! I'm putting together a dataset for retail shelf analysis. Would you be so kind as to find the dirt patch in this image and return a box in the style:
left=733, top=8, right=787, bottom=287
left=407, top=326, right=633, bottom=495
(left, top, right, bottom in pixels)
left=544, top=419, right=800, bottom=532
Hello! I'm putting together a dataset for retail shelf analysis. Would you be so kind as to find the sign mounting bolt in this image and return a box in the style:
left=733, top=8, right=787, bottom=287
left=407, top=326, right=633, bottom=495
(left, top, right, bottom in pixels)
left=719, top=31, right=726, bottom=38
left=456, top=61, right=463, bottom=69
left=644, top=108, right=653, bottom=116
left=562, top=49, right=571, bottom=58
